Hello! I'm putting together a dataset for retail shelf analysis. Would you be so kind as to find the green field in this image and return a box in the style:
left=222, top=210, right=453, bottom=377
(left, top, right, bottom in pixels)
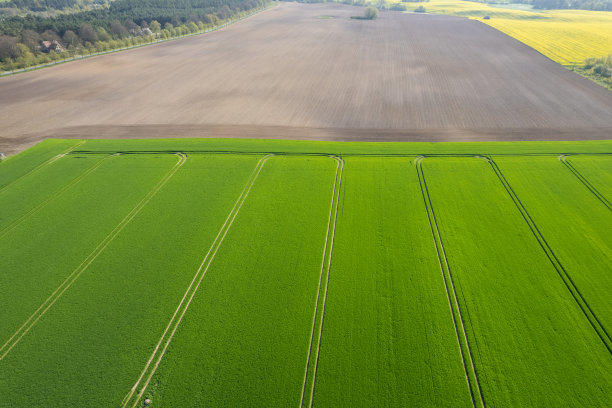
left=0, top=138, right=611, bottom=407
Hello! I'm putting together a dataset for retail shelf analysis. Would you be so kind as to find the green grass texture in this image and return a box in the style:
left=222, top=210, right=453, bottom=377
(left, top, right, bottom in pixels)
left=0, top=139, right=610, bottom=407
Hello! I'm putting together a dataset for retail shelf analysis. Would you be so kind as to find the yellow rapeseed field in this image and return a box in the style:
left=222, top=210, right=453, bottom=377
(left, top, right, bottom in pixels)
left=402, top=0, right=612, bottom=65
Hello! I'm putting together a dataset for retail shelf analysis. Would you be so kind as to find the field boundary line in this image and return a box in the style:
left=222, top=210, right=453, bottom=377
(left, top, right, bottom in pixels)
left=558, top=155, right=611, bottom=211
left=121, top=154, right=274, bottom=408
left=69, top=150, right=612, bottom=159
left=0, top=141, right=85, bottom=195
left=298, top=156, right=344, bottom=408
left=485, top=156, right=612, bottom=354
left=0, top=153, right=187, bottom=361
left=0, top=152, right=112, bottom=240
left=415, top=156, right=486, bottom=408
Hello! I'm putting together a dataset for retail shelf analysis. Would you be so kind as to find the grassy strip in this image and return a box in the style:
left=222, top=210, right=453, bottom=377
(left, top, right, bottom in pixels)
left=568, top=66, right=612, bottom=91
left=311, top=157, right=474, bottom=407
left=133, top=156, right=337, bottom=407
left=423, top=156, right=612, bottom=406
left=69, top=138, right=612, bottom=156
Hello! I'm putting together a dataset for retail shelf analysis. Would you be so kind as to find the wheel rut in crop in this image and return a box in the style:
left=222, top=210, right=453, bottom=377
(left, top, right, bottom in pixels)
left=558, top=155, right=612, bottom=212
left=0, top=153, right=187, bottom=361
left=0, top=141, right=84, bottom=193
left=300, top=155, right=344, bottom=408
left=0, top=153, right=111, bottom=240
left=415, top=156, right=486, bottom=408
left=122, top=154, right=273, bottom=408
left=485, top=156, right=612, bottom=354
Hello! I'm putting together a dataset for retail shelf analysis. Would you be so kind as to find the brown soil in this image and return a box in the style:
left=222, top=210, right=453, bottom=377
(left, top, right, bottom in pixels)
left=1, top=3, right=611, bottom=155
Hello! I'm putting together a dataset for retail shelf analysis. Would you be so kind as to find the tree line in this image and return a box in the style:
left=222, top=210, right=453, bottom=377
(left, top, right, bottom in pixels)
left=0, top=0, right=87, bottom=12
left=0, top=0, right=270, bottom=71
left=468, top=0, right=612, bottom=11
left=531, top=0, right=612, bottom=10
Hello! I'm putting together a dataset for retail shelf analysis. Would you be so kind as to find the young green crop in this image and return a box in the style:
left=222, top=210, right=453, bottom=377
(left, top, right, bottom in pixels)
left=566, top=155, right=612, bottom=201
left=311, top=157, right=473, bottom=407
left=0, top=139, right=84, bottom=190
left=0, top=154, right=178, bottom=347
left=422, top=156, right=612, bottom=406
left=494, top=155, right=612, bottom=335
left=0, top=154, right=263, bottom=406
left=0, top=154, right=106, bottom=231
left=1, top=140, right=611, bottom=407
left=136, top=156, right=338, bottom=407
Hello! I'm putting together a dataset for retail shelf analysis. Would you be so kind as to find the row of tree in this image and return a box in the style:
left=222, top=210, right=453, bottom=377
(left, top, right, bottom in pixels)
left=531, top=0, right=612, bottom=10
left=0, top=0, right=267, bottom=36
left=469, top=0, right=612, bottom=11
left=1, top=0, right=271, bottom=71
left=0, top=0, right=98, bottom=12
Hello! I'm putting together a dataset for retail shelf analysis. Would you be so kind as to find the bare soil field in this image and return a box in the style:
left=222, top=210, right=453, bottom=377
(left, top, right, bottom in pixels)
left=1, top=2, right=612, bottom=154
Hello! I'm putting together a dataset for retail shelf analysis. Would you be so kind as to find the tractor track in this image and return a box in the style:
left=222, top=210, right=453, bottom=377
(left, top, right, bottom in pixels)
left=299, top=155, right=344, bottom=408
left=558, top=154, right=611, bottom=212
left=0, top=153, right=113, bottom=240
left=0, top=140, right=84, bottom=194
left=415, top=156, right=486, bottom=408
left=485, top=156, right=612, bottom=354
left=121, top=154, right=273, bottom=408
left=0, top=153, right=187, bottom=361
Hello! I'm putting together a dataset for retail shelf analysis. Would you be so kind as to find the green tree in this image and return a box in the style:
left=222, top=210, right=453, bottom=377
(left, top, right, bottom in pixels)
left=41, top=30, right=61, bottom=42
left=21, top=29, right=40, bottom=53
left=79, top=23, right=98, bottom=43
left=149, top=20, right=161, bottom=33
left=96, top=27, right=111, bottom=42
left=63, top=30, right=80, bottom=47
left=110, top=20, right=129, bottom=38
left=0, top=35, right=20, bottom=60
left=188, top=22, right=199, bottom=33
left=364, top=6, right=379, bottom=19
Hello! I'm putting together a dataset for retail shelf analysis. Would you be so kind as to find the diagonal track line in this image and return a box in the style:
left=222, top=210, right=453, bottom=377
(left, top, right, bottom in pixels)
left=121, top=154, right=274, bottom=408
left=0, top=153, right=187, bottom=361
left=486, top=156, right=612, bottom=354
left=0, top=140, right=85, bottom=195
left=415, top=156, right=486, bottom=408
left=558, top=155, right=611, bottom=212
left=306, top=156, right=344, bottom=408
left=299, top=156, right=344, bottom=408
left=0, top=153, right=113, bottom=240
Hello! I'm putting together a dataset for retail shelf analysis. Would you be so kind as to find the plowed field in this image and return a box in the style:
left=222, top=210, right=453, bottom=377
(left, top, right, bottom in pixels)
left=1, top=3, right=612, bottom=155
